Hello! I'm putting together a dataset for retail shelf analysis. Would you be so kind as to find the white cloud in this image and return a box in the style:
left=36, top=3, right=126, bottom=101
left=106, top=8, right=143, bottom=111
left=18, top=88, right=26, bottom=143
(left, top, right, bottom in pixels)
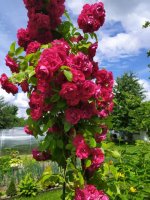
left=0, top=87, right=15, bottom=102
left=138, top=79, right=150, bottom=101
left=0, top=86, right=28, bottom=118
left=13, top=93, right=28, bottom=109
left=98, top=33, right=140, bottom=59
left=66, top=0, right=97, bottom=15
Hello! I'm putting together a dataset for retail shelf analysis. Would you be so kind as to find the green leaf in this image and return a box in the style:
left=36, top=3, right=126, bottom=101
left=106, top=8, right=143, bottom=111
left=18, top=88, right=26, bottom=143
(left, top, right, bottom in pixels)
left=50, top=93, right=60, bottom=103
left=66, top=143, right=73, bottom=150
left=19, top=60, right=28, bottom=71
left=111, top=150, right=121, bottom=158
left=40, top=44, right=51, bottom=49
left=25, top=53, right=34, bottom=62
left=29, top=71, right=35, bottom=78
left=15, top=47, right=24, bottom=56
left=84, top=33, right=89, bottom=41
left=8, top=52, right=14, bottom=57
left=64, top=10, right=72, bottom=23
left=25, top=66, right=35, bottom=78
left=93, top=126, right=102, bottom=133
left=77, top=42, right=91, bottom=54
left=28, top=76, right=37, bottom=86
left=90, top=33, right=98, bottom=42
left=57, top=100, right=66, bottom=109
left=60, top=65, right=70, bottom=70
left=44, top=134, right=54, bottom=149
left=78, top=171, right=84, bottom=187
left=10, top=42, right=16, bottom=53
left=64, top=70, right=73, bottom=81
left=26, top=109, right=31, bottom=115
left=85, top=159, right=91, bottom=168
left=78, top=42, right=91, bottom=50
left=88, top=137, right=97, bottom=148
left=57, top=140, right=64, bottom=148
left=42, top=119, right=54, bottom=132
left=10, top=72, right=26, bottom=83
left=64, top=121, right=72, bottom=132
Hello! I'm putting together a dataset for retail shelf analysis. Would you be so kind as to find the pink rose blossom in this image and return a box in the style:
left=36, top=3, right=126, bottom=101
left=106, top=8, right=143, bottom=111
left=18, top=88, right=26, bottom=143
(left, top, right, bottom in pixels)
left=88, top=148, right=104, bottom=171
left=65, top=108, right=81, bottom=125
left=26, top=41, right=41, bottom=54
left=32, top=149, right=51, bottom=161
left=20, top=80, right=29, bottom=93
left=88, top=42, right=98, bottom=60
left=78, top=2, right=105, bottom=33
left=80, top=80, right=96, bottom=102
left=75, top=185, right=109, bottom=200
left=24, top=125, right=33, bottom=135
left=5, top=55, right=19, bottom=73
left=0, top=73, right=18, bottom=95
left=17, top=28, right=30, bottom=49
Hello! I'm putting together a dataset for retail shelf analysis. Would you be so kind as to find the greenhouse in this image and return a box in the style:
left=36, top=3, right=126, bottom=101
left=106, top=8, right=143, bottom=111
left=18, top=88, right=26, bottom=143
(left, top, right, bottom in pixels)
left=0, top=127, right=42, bottom=155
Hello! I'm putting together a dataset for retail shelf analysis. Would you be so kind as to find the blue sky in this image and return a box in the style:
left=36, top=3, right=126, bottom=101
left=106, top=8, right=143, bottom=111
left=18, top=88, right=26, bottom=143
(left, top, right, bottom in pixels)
left=0, top=0, right=150, bottom=117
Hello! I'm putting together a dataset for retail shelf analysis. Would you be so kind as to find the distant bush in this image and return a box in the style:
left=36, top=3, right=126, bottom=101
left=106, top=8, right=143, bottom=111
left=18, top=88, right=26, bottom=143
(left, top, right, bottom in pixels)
left=6, top=178, right=17, bottom=197
left=18, top=173, right=40, bottom=197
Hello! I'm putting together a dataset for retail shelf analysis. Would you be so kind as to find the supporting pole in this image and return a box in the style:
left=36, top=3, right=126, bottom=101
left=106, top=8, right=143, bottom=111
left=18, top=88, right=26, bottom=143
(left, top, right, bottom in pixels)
left=62, top=164, right=66, bottom=200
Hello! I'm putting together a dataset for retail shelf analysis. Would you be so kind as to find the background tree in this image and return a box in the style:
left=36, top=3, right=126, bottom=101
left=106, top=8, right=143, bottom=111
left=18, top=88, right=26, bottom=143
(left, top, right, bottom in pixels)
left=0, top=96, right=19, bottom=129
left=15, top=117, right=27, bottom=127
left=130, top=101, right=150, bottom=136
left=112, top=72, right=145, bottom=137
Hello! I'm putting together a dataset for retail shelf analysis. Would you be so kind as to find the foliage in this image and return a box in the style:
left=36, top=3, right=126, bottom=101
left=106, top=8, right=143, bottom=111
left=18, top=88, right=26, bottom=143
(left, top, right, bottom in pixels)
left=9, top=150, right=23, bottom=169
left=0, top=153, right=45, bottom=188
left=0, top=96, right=19, bottom=129
left=129, top=101, right=150, bottom=135
left=0, top=155, right=11, bottom=174
left=143, top=21, right=150, bottom=28
left=6, top=178, right=17, bottom=197
left=18, top=173, right=40, bottom=197
left=90, top=141, right=150, bottom=200
left=0, top=155, right=12, bottom=185
left=0, top=151, right=23, bottom=187
left=39, top=166, right=64, bottom=189
left=21, top=156, right=44, bottom=180
left=15, top=190, right=62, bottom=200
left=112, top=72, right=145, bottom=134
left=15, top=117, right=28, bottom=127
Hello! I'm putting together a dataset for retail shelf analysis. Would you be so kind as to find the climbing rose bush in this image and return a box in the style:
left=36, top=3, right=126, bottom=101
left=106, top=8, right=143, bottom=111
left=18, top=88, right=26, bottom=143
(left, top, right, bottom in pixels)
left=0, top=1, right=114, bottom=199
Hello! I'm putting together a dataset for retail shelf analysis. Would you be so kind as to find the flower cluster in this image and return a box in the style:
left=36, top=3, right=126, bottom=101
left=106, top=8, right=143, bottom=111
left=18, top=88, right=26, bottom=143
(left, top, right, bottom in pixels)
left=5, top=55, right=19, bottom=73
left=1, top=1, right=113, bottom=199
left=29, top=39, right=69, bottom=120
left=73, top=134, right=104, bottom=173
left=78, top=2, right=105, bottom=33
left=95, top=125, right=108, bottom=143
left=23, top=36, right=113, bottom=122
left=32, top=149, right=51, bottom=161
left=0, top=74, right=18, bottom=94
left=17, top=0, right=65, bottom=49
left=24, top=125, right=33, bottom=135
left=75, top=185, right=109, bottom=200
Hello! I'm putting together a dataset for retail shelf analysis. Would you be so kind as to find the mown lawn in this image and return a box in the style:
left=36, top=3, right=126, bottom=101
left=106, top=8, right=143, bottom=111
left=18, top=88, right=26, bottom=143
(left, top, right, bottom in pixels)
left=14, top=190, right=62, bottom=200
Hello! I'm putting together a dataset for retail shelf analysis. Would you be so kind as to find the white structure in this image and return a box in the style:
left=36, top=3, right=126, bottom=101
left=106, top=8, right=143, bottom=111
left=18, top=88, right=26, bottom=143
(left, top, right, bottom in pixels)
left=133, top=131, right=150, bottom=142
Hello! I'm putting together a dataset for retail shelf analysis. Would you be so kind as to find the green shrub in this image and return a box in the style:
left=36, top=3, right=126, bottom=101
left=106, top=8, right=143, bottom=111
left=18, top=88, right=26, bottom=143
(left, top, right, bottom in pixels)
left=18, top=173, right=40, bottom=197
left=39, top=166, right=63, bottom=189
left=0, top=191, right=3, bottom=197
left=6, top=178, right=17, bottom=197
left=90, top=141, right=150, bottom=200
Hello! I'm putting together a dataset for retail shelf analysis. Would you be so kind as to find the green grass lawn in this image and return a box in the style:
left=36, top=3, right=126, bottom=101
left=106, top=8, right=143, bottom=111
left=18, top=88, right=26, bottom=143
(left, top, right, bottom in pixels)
left=14, top=190, right=62, bottom=200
